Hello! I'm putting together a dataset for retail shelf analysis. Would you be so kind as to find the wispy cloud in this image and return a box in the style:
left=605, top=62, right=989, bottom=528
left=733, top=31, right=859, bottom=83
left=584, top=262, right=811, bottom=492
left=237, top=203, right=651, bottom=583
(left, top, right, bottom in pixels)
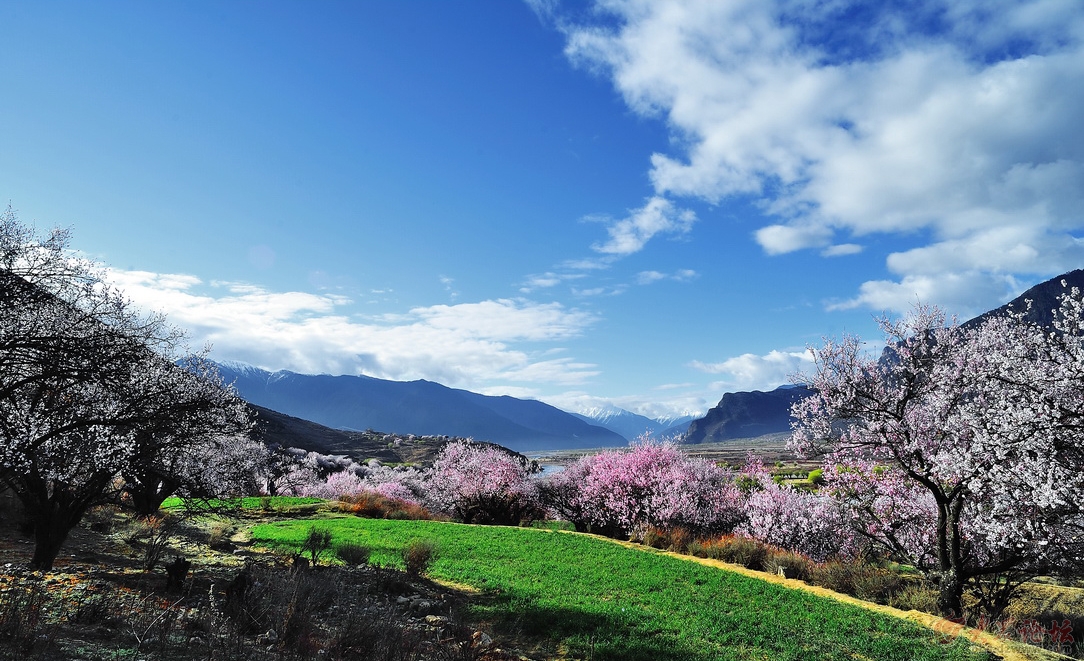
left=108, top=269, right=599, bottom=388
left=590, top=196, right=697, bottom=256
left=636, top=269, right=698, bottom=285
left=554, top=0, right=1084, bottom=314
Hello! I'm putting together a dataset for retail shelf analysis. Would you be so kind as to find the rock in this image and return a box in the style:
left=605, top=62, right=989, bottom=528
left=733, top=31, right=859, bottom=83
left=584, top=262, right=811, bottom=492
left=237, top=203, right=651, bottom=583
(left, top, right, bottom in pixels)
left=472, top=631, right=493, bottom=649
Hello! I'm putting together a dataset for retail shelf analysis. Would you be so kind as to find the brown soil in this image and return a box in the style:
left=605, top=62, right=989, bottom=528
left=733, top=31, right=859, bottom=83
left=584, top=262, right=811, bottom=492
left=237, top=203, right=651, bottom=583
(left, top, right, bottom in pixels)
left=0, top=494, right=536, bottom=661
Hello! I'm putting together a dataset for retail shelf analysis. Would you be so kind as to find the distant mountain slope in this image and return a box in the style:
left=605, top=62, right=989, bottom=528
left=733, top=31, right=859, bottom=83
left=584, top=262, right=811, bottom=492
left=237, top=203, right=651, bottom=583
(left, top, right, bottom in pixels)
left=966, top=268, right=1084, bottom=330
left=683, top=385, right=812, bottom=444
left=218, top=363, right=625, bottom=452
left=247, top=403, right=452, bottom=465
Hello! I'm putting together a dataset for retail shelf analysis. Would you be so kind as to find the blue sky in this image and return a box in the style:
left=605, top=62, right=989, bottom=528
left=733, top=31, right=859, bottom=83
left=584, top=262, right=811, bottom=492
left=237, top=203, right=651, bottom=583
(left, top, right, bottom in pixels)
left=3, top=1, right=1082, bottom=419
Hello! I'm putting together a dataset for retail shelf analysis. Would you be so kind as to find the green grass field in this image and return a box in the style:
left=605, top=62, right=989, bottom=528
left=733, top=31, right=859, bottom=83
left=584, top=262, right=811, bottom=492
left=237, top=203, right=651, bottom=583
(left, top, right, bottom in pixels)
left=161, top=495, right=325, bottom=511
left=251, top=517, right=993, bottom=661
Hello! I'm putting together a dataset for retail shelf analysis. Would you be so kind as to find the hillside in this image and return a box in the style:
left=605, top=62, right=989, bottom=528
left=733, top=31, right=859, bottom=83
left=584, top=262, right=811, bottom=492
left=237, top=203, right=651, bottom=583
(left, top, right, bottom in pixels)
left=683, top=385, right=812, bottom=445
left=219, top=362, right=626, bottom=452
left=246, top=403, right=451, bottom=465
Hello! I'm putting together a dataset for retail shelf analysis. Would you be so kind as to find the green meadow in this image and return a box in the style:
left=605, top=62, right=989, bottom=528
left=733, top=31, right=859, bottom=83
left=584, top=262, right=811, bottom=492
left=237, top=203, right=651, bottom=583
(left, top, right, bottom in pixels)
left=251, top=517, right=992, bottom=661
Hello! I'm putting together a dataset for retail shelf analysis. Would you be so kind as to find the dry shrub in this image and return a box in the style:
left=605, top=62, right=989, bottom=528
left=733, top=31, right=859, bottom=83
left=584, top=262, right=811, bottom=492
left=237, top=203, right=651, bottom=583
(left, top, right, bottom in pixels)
left=336, top=542, right=372, bottom=567
left=810, top=560, right=901, bottom=603
left=642, top=526, right=668, bottom=549
left=82, top=504, right=121, bottom=534
left=403, top=539, right=438, bottom=576
left=302, top=526, right=334, bottom=567
left=667, top=527, right=694, bottom=554
left=0, top=579, right=50, bottom=656
left=206, top=520, right=233, bottom=549
left=763, top=550, right=814, bottom=581
left=687, top=534, right=771, bottom=570
left=890, top=580, right=938, bottom=613
left=337, top=492, right=434, bottom=521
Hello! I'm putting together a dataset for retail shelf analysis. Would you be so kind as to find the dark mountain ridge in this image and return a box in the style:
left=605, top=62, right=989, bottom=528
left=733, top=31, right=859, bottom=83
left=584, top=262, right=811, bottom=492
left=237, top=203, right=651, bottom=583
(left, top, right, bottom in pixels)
left=682, top=385, right=812, bottom=444
left=218, top=363, right=626, bottom=453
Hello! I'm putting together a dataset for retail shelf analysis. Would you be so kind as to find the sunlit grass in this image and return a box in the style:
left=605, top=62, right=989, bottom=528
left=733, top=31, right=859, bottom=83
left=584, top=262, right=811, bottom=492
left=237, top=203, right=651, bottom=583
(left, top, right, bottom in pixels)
left=251, top=518, right=992, bottom=661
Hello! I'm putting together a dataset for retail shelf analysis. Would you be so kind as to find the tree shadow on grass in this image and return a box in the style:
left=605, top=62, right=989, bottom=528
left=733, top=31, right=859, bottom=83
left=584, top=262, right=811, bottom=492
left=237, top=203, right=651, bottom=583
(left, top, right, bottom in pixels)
left=470, top=591, right=705, bottom=661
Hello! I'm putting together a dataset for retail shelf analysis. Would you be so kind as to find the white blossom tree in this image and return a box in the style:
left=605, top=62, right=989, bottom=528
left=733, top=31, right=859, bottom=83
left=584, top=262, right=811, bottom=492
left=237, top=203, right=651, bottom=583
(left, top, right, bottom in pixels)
left=792, top=295, right=1084, bottom=618
left=0, top=208, right=254, bottom=569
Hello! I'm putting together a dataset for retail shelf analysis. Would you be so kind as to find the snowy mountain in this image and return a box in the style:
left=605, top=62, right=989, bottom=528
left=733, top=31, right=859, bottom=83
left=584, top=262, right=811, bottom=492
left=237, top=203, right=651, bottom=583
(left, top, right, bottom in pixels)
left=571, top=407, right=696, bottom=441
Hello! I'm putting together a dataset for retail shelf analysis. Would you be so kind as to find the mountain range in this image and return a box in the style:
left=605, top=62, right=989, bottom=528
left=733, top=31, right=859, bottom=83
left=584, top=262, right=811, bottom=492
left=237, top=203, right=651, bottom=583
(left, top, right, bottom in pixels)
left=220, top=269, right=1084, bottom=454
left=216, top=362, right=626, bottom=452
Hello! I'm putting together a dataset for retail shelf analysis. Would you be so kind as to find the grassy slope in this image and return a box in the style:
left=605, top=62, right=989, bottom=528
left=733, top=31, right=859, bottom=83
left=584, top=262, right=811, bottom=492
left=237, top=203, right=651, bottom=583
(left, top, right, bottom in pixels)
left=251, top=517, right=992, bottom=661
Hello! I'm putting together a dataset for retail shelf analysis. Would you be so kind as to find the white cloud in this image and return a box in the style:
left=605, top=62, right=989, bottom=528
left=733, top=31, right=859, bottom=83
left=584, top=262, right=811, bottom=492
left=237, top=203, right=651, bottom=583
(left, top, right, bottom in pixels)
left=519, top=271, right=587, bottom=293
left=591, top=196, right=697, bottom=256
left=107, top=269, right=599, bottom=388
left=689, top=349, right=815, bottom=392
left=636, top=270, right=666, bottom=285
left=556, top=0, right=1084, bottom=309
left=827, top=272, right=1022, bottom=317
left=541, top=390, right=709, bottom=421
left=636, top=268, right=698, bottom=285
left=821, top=243, right=864, bottom=257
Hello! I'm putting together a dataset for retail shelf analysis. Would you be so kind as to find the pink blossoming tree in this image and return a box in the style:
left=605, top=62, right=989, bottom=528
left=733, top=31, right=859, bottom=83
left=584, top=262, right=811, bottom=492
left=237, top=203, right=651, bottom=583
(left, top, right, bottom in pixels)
left=541, top=440, right=744, bottom=539
left=425, top=440, right=541, bottom=525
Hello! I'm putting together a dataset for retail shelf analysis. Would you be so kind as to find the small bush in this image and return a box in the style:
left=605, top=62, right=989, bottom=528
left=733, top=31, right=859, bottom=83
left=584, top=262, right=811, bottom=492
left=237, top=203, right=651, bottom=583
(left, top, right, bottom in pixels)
left=686, top=539, right=707, bottom=557
left=0, top=579, right=50, bottom=655
left=530, top=520, right=576, bottom=532
left=890, top=580, right=938, bottom=613
left=338, top=492, right=435, bottom=521
left=667, top=527, right=693, bottom=554
left=687, top=535, right=771, bottom=570
left=763, top=550, right=813, bottom=581
left=714, top=535, right=769, bottom=570
left=810, top=559, right=901, bottom=603
left=207, top=521, right=233, bottom=549
left=301, top=526, right=334, bottom=567
left=82, top=505, right=119, bottom=534
left=336, top=542, right=372, bottom=566
left=642, top=526, right=667, bottom=549
left=403, top=539, right=438, bottom=576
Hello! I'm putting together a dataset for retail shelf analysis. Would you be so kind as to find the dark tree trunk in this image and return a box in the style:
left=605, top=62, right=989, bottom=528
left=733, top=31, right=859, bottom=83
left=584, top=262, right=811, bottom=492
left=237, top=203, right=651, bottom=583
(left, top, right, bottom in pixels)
left=933, top=498, right=966, bottom=618
left=936, top=571, right=965, bottom=619
left=123, top=470, right=179, bottom=517
left=30, top=512, right=74, bottom=571
left=17, top=472, right=110, bottom=571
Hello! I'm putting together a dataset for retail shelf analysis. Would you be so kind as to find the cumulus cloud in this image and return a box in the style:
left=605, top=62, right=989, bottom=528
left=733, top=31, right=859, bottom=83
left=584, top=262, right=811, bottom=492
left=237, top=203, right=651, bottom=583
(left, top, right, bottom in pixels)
left=107, top=269, right=599, bottom=388
left=828, top=271, right=1022, bottom=317
left=689, top=349, right=815, bottom=392
left=555, top=0, right=1084, bottom=311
